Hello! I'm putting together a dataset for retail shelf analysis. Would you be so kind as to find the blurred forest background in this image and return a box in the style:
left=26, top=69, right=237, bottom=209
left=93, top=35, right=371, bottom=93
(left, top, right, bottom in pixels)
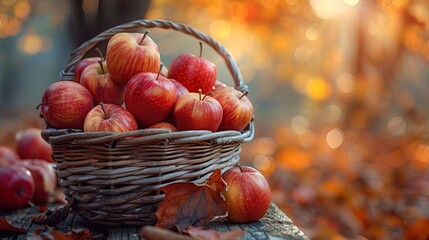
left=1, top=0, right=429, bottom=239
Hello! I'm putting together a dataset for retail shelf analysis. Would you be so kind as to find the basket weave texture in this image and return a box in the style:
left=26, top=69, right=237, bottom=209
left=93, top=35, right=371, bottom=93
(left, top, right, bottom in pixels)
left=42, top=19, right=254, bottom=226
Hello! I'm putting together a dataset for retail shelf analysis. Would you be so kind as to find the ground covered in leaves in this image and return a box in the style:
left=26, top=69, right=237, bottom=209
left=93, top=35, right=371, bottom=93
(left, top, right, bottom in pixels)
left=241, top=127, right=429, bottom=240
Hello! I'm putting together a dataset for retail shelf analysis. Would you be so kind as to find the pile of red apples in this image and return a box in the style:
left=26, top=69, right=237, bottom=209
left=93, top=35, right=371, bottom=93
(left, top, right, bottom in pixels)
left=0, top=128, right=58, bottom=211
left=39, top=32, right=254, bottom=134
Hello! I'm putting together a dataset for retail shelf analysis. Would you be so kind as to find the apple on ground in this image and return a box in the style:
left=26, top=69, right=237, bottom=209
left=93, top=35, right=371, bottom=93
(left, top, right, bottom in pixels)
left=211, top=87, right=254, bottom=131
left=0, top=146, right=19, bottom=167
left=39, top=81, right=94, bottom=129
left=73, top=57, right=101, bottom=83
left=125, top=70, right=177, bottom=128
left=84, top=103, right=138, bottom=133
left=16, top=128, right=53, bottom=163
left=173, top=90, right=223, bottom=132
left=222, top=165, right=271, bottom=223
left=80, top=60, right=125, bottom=106
left=147, top=122, right=178, bottom=132
left=168, top=42, right=217, bottom=93
left=106, top=31, right=161, bottom=85
left=0, top=165, right=35, bottom=211
left=15, top=159, right=57, bottom=204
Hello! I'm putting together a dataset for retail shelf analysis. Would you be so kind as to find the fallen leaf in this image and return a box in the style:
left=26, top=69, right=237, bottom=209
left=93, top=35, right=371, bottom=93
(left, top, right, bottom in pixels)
left=60, top=228, right=96, bottom=240
left=0, top=217, right=27, bottom=233
left=28, top=228, right=44, bottom=240
left=156, top=169, right=228, bottom=232
left=206, top=169, right=228, bottom=194
left=403, top=218, right=429, bottom=240
left=29, top=201, right=49, bottom=213
left=185, top=226, right=245, bottom=240
left=32, top=201, right=72, bottom=226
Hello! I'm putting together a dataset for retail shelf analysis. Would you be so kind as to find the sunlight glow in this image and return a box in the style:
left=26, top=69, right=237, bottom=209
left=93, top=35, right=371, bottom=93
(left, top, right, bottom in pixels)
left=209, top=19, right=231, bottom=40
left=343, top=0, right=360, bottom=6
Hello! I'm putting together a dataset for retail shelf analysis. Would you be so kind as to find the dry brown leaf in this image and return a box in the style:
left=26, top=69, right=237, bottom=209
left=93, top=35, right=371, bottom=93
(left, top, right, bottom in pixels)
left=155, top=169, right=228, bottom=232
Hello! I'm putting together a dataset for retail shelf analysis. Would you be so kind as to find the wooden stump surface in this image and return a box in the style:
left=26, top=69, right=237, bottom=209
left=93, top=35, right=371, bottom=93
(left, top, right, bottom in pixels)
left=0, top=203, right=308, bottom=240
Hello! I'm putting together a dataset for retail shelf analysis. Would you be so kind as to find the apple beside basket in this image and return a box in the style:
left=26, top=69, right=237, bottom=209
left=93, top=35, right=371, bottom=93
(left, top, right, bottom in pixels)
left=41, top=19, right=254, bottom=226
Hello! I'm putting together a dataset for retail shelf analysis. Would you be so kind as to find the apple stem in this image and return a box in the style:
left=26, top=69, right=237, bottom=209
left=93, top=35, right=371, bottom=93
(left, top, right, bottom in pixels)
left=157, top=64, right=163, bottom=80
left=198, top=88, right=202, bottom=100
left=100, top=102, right=107, bottom=118
left=199, top=42, right=203, bottom=58
left=95, top=48, right=105, bottom=60
left=35, top=103, right=43, bottom=110
left=95, top=48, right=106, bottom=74
left=140, top=31, right=149, bottom=45
left=201, top=91, right=214, bottom=101
left=236, top=163, right=244, bottom=172
left=98, top=60, right=105, bottom=74
left=239, top=91, right=249, bottom=100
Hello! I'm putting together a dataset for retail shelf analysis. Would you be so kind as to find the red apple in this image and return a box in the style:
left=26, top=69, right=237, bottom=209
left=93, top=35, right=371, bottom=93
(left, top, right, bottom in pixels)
left=211, top=87, right=254, bottom=131
left=160, top=62, right=169, bottom=77
left=168, top=43, right=217, bottom=93
left=84, top=103, right=138, bottom=133
left=15, top=159, right=56, bottom=204
left=80, top=61, right=125, bottom=106
left=213, top=80, right=227, bottom=89
left=222, top=166, right=271, bottom=223
left=147, top=122, right=178, bottom=132
left=16, top=128, right=53, bottom=163
left=125, top=71, right=177, bottom=127
left=73, top=57, right=101, bottom=83
left=165, top=79, right=190, bottom=124
left=39, top=81, right=94, bottom=129
left=106, top=31, right=161, bottom=85
left=0, top=146, right=19, bottom=166
left=173, top=90, right=223, bottom=132
left=170, top=79, right=189, bottom=99
left=0, top=165, right=35, bottom=211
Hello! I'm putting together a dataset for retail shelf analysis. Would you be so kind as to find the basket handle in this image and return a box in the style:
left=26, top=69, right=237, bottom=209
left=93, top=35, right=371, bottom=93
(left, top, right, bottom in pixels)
left=61, top=19, right=248, bottom=92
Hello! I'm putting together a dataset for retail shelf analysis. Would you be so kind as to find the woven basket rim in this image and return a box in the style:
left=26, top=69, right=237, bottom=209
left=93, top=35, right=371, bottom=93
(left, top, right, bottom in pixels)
left=62, top=19, right=248, bottom=92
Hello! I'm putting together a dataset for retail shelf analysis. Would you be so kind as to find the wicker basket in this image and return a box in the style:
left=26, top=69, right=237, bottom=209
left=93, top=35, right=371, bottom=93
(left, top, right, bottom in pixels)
left=41, top=19, right=254, bottom=226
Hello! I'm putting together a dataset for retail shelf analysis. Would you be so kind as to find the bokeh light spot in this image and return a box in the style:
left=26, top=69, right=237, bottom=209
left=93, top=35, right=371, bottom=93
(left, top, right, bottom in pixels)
left=306, top=77, right=331, bottom=100
left=253, top=137, right=277, bottom=155
left=336, top=73, right=355, bottom=94
left=82, top=0, right=99, bottom=14
left=305, top=27, right=318, bottom=40
left=326, top=128, right=344, bottom=149
left=324, top=105, right=342, bottom=123
left=277, top=148, right=312, bottom=171
left=291, top=115, right=310, bottom=135
left=387, top=116, right=407, bottom=136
